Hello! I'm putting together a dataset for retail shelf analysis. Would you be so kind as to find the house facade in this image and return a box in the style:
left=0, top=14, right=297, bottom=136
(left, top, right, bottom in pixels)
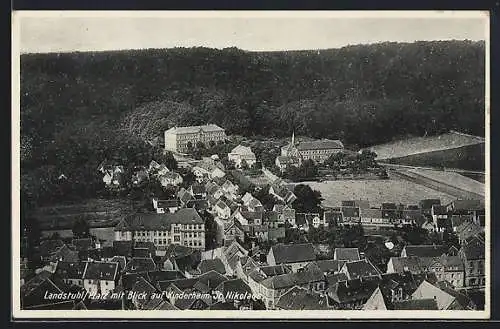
left=228, top=145, right=257, bottom=168
left=281, top=134, right=344, bottom=164
left=113, top=208, right=205, bottom=250
left=164, top=124, right=226, bottom=153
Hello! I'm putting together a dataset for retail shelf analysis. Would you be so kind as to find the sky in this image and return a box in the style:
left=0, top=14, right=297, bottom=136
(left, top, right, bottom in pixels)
left=15, top=11, right=489, bottom=53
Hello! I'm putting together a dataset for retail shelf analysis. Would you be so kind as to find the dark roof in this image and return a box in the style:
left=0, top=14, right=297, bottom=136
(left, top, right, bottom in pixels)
left=112, top=241, right=133, bottom=257
left=133, top=248, right=151, bottom=258
left=259, top=265, right=292, bottom=277
left=198, top=259, right=226, bottom=275
left=50, top=244, right=80, bottom=263
left=461, top=236, right=485, bottom=260
left=38, top=239, right=64, bottom=257
left=190, top=183, right=206, bottom=195
left=314, top=259, right=345, bottom=273
left=342, top=207, right=360, bottom=218
left=158, top=278, right=198, bottom=291
left=22, top=272, right=71, bottom=308
left=403, top=245, right=446, bottom=258
left=393, top=298, right=439, bottom=310
left=276, top=286, right=331, bottom=310
left=388, top=257, right=424, bottom=273
left=260, top=266, right=324, bottom=290
left=71, top=238, right=93, bottom=251
left=343, top=260, right=381, bottom=279
left=116, top=208, right=203, bottom=231
left=361, top=208, right=383, bottom=219
left=432, top=205, right=448, bottom=215
left=157, top=199, right=180, bottom=208
left=328, top=278, right=379, bottom=304
left=186, top=199, right=209, bottom=211
left=54, top=261, right=87, bottom=280
left=419, top=199, right=441, bottom=209
left=147, top=270, right=185, bottom=286
left=195, top=270, right=228, bottom=292
left=124, top=257, right=157, bottom=274
left=215, top=279, right=251, bottom=300
left=81, top=262, right=118, bottom=281
left=270, top=243, right=316, bottom=264
left=448, top=199, right=482, bottom=211
left=296, top=139, right=344, bottom=150
left=326, top=273, right=348, bottom=286
left=334, top=248, right=360, bottom=262
left=109, top=256, right=127, bottom=270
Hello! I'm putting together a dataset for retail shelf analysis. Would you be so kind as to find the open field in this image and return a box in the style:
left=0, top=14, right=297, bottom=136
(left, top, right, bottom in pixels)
left=31, top=198, right=134, bottom=230
left=295, top=178, right=456, bottom=208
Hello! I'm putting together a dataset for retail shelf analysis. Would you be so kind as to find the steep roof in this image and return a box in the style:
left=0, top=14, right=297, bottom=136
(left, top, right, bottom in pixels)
left=343, top=260, right=381, bottom=279
left=54, top=261, right=87, bottom=280
left=82, top=261, right=119, bottom=281
left=403, top=245, right=447, bottom=258
left=314, top=259, right=346, bottom=274
left=215, top=278, right=251, bottom=299
left=276, top=286, right=331, bottom=310
left=124, top=257, right=157, bottom=274
left=198, top=259, right=226, bottom=275
left=388, top=256, right=424, bottom=273
left=461, top=236, right=485, bottom=260
left=270, top=243, right=316, bottom=264
left=260, top=267, right=324, bottom=290
left=392, top=298, right=439, bottom=310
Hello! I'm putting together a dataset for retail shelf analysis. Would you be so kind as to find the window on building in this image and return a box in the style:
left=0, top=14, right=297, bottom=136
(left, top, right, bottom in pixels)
left=174, top=227, right=180, bottom=234
left=174, top=236, right=180, bottom=242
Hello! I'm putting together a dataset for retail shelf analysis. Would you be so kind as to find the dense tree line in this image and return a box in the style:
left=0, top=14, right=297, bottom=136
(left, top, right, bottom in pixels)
left=20, top=41, right=485, bottom=206
left=21, top=41, right=484, bottom=149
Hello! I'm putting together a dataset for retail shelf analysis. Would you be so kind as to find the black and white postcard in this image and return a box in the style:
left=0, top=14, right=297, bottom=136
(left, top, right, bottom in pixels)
left=11, top=10, right=490, bottom=319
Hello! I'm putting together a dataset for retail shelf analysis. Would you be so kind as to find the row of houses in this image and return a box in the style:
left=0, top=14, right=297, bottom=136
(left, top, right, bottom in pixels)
left=98, top=160, right=183, bottom=190
left=318, top=198, right=485, bottom=232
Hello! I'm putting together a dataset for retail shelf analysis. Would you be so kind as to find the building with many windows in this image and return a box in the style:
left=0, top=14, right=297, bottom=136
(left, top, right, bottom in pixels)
left=113, top=208, right=205, bottom=250
left=279, top=132, right=344, bottom=165
left=164, top=124, right=226, bottom=153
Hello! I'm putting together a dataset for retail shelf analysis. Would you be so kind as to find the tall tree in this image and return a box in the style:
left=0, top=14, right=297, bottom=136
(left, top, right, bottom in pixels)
left=292, top=184, right=323, bottom=213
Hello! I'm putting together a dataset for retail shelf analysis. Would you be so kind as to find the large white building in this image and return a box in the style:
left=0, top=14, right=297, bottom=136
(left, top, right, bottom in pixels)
left=164, top=124, right=226, bottom=153
left=114, top=208, right=205, bottom=250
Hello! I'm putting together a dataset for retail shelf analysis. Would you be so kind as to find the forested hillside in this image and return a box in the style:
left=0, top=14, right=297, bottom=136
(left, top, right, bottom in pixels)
left=20, top=41, right=485, bottom=205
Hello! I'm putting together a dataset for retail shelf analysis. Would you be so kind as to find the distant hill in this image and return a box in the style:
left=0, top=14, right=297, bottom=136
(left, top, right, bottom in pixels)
left=20, top=41, right=486, bottom=204
left=21, top=41, right=485, bottom=155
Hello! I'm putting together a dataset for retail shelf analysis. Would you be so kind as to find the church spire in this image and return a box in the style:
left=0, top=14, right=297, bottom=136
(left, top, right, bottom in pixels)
left=291, top=130, right=295, bottom=145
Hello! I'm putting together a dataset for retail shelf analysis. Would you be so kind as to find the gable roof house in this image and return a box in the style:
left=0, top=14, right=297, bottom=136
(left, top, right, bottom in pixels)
left=276, top=286, right=332, bottom=310
left=228, top=145, right=257, bottom=169
left=386, top=256, right=425, bottom=275
left=257, top=265, right=326, bottom=310
left=340, top=259, right=382, bottom=281
left=327, top=277, right=379, bottom=310
left=340, top=206, right=361, bottom=225
left=82, top=261, right=120, bottom=296
left=267, top=243, right=316, bottom=272
left=269, top=184, right=297, bottom=205
left=459, top=236, right=485, bottom=288
left=412, top=280, right=475, bottom=310
left=401, top=245, right=447, bottom=259
left=152, top=198, right=181, bottom=214
left=21, top=271, right=74, bottom=310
